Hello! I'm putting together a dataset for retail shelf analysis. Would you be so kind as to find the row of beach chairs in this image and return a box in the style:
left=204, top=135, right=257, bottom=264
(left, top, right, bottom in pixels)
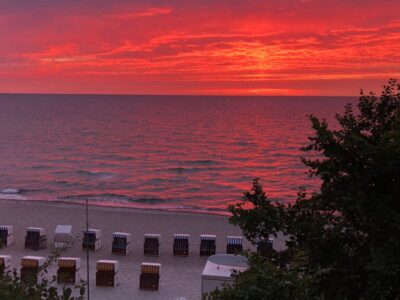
left=0, top=255, right=160, bottom=291
left=1, top=225, right=273, bottom=256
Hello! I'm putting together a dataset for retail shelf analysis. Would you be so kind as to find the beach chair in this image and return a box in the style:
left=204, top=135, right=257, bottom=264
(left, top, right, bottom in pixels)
left=112, top=232, right=131, bottom=255
left=57, top=257, right=81, bottom=285
left=54, top=225, right=72, bottom=249
left=20, top=256, right=45, bottom=284
left=82, top=229, right=101, bottom=251
left=200, top=234, right=216, bottom=256
left=139, top=262, right=161, bottom=291
left=0, top=225, right=14, bottom=247
left=257, top=237, right=273, bottom=258
left=226, top=236, right=243, bottom=254
left=96, top=260, right=119, bottom=287
left=25, top=227, right=47, bottom=250
left=144, top=234, right=160, bottom=256
left=0, top=255, right=12, bottom=274
left=173, top=234, right=189, bottom=256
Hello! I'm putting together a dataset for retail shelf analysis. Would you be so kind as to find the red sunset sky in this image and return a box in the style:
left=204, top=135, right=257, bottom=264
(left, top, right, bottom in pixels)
left=0, top=0, right=399, bottom=96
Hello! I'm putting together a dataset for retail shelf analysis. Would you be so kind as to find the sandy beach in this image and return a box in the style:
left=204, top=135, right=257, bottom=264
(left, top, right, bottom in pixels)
left=0, top=200, right=289, bottom=300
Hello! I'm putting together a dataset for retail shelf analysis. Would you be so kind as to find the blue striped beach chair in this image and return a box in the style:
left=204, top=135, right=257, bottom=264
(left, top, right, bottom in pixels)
left=112, top=232, right=131, bottom=255
left=200, top=234, right=216, bottom=256
left=25, top=227, right=47, bottom=250
left=173, top=234, right=189, bottom=256
left=226, top=236, right=243, bottom=254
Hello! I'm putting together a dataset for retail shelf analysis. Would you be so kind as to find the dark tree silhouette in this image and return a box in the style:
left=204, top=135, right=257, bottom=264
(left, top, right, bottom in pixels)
left=211, top=79, right=400, bottom=300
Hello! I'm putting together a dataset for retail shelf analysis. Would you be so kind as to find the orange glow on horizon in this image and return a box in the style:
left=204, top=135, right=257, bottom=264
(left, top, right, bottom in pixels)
left=0, top=1, right=399, bottom=95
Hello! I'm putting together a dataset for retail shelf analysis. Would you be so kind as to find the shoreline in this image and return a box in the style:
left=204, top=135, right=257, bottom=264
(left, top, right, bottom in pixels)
left=0, top=197, right=231, bottom=217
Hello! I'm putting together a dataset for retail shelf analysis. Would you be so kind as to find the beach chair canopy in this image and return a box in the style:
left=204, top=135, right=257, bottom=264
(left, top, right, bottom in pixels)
left=27, top=227, right=46, bottom=236
left=201, top=234, right=216, bottom=240
left=113, top=232, right=131, bottom=243
left=21, top=256, right=45, bottom=268
left=54, top=225, right=72, bottom=242
left=256, top=237, right=273, bottom=243
left=144, top=233, right=161, bottom=238
left=141, top=262, right=161, bottom=274
left=0, top=225, right=13, bottom=235
left=227, top=236, right=243, bottom=245
left=58, top=257, right=80, bottom=269
left=83, top=229, right=101, bottom=239
left=174, top=234, right=190, bottom=240
left=96, top=260, right=119, bottom=272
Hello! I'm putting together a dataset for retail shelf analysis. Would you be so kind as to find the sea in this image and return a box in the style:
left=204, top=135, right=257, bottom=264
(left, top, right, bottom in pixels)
left=0, top=94, right=356, bottom=214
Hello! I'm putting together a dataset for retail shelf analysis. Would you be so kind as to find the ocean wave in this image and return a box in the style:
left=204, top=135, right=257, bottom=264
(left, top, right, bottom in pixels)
left=183, top=159, right=219, bottom=165
left=60, top=193, right=131, bottom=201
left=60, top=193, right=168, bottom=205
left=145, top=178, right=187, bottom=184
left=75, top=170, right=114, bottom=179
left=54, top=180, right=85, bottom=188
left=131, top=197, right=167, bottom=204
left=231, top=141, right=258, bottom=147
left=0, top=194, right=27, bottom=200
left=19, top=188, right=56, bottom=195
left=165, top=166, right=228, bottom=173
left=1, top=188, right=19, bottom=194
left=31, top=164, right=51, bottom=169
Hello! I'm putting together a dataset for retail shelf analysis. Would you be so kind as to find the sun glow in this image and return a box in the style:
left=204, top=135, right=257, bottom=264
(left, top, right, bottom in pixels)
left=0, top=1, right=399, bottom=95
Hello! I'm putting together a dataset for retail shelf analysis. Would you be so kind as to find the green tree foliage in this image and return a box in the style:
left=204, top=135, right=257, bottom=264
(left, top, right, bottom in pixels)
left=212, top=79, right=400, bottom=299
left=0, top=254, right=85, bottom=300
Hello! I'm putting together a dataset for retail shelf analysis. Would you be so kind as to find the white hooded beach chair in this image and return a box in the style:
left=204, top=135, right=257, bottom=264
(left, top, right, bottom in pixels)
left=173, top=234, right=189, bottom=256
left=112, top=232, right=131, bottom=255
left=0, top=225, right=14, bottom=247
left=25, top=227, right=47, bottom=250
left=82, top=229, right=101, bottom=251
left=144, top=234, right=160, bottom=256
left=20, top=256, right=46, bottom=284
left=96, top=260, right=119, bottom=287
left=57, top=257, right=81, bottom=285
left=140, top=262, right=161, bottom=291
left=226, top=236, right=243, bottom=254
left=54, top=225, right=72, bottom=249
left=0, top=255, right=12, bottom=274
left=200, top=234, right=216, bottom=256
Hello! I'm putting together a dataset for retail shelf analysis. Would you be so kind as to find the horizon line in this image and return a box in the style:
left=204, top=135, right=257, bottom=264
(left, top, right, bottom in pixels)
left=0, top=92, right=359, bottom=98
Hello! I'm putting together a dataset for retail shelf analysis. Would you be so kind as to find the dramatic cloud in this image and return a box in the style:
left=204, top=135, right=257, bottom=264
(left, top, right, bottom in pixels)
left=0, top=0, right=399, bottom=95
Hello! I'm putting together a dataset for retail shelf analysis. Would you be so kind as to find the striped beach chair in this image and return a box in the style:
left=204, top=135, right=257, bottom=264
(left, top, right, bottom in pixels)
left=57, top=257, right=81, bottom=285
left=144, top=234, right=160, bottom=256
left=140, top=262, right=161, bottom=291
left=25, top=227, right=47, bottom=250
left=226, top=236, right=243, bottom=254
left=0, top=255, right=12, bottom=274
left=257, top=237, right=274, bottom=258
left=173, top=234, right=189, bottom=256
left=82, top=229, right=102, bottom=251
left=112, top=232, right=131, bottom=255
left=20, top=256, right=45, bottom=284
left=96, top=260, right=119, bottom=287
left=200, top=234, right=216, bottom=256
left=0, top=225, right=13, bottom=247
